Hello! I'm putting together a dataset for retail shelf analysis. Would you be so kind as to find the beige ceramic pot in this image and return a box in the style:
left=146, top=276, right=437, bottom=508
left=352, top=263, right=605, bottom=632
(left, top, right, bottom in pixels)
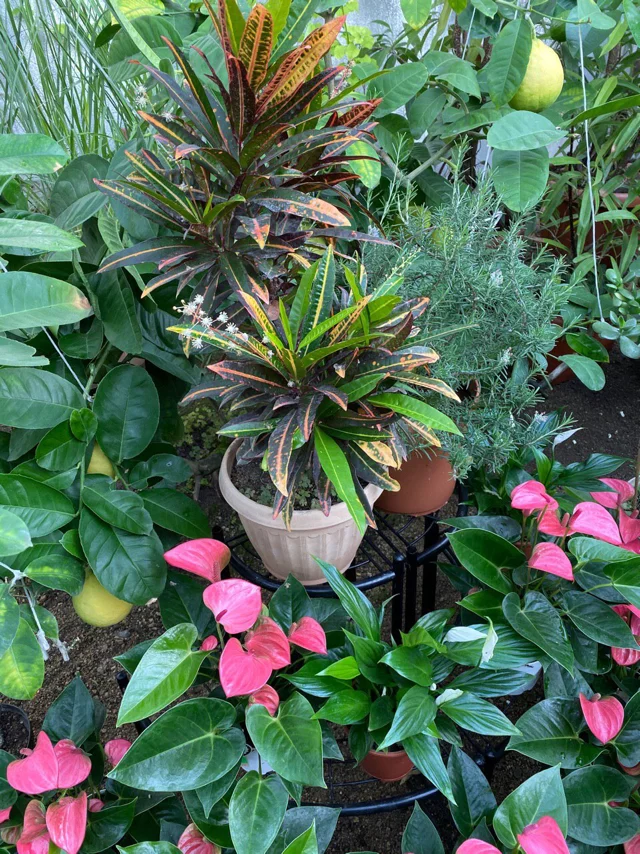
left=219, top=440, right=383, bottom=585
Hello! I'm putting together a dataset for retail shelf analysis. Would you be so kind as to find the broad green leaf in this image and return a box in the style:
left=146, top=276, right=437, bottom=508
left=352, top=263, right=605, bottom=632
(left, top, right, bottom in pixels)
left=0, top=618, right=44, bottom=700
left=318, top=657, right=360, bottom=680
left=401, top=803, right=444, bottom=854
left=487, top=111, right=564, bottom=150
left=267, top=806, right=339, bottom=854
left=368, top=393, right=461, bottom=434
left=246, top=693, right=325, bottom=787
left=569, top=536, right=637, bottom=564
left=159, top=570, right=216, bottom=640
left=317, top=558, right=379, bottom=641
left=24, top=553, right=85, bottom=595
left=36, top=421, right=86, bottom=471
left=228, top=772, right=288, bottom=854
left=559, top=354, right=605, bottom=391
left=448, top=667, right=539, bottom=697
left=94, top=365, right=159, bottom=463
left=0, top=749, right=18, bottom=810
left=422, top=51, right=481, bottom=98
left=43, top=675, right=99, bottom=745
left=50, top=154, right=109, bottom=229
left=563, top=590, right=640, bottom=648
left=487, top=18, right=532, bottom=106
left=563, top=767, right=639, bottom=846
left=79, top=508, right=166, bottom=605
left=624, top=0, right=640, bottom=47
left=90, top=272, right=143, bottom=355
left=605, top=560, right=640, bottom=609
left=0, top=338, right=48, bottom=368
left=110, top=698, right=245, bottom=790
left=408, top=90, right=447, bottom=137
left=0, top=508, right=32, bottom=556
left=0, top=475, right=75, bottom=536
left=280, top=824, right=318, bottom=854
left=140, top=488, right=210, bottom=538
left=0, top=584, right=20, bottom=658
left=493, top=147, right=549, bottom=212
left=401, top=0, right=432, bottom=28
left=346, top=141, right=380, bottom=190
left=0, top=133, right=68, bottom=175
left=403, top=732, right=454, bottom=801
left=493, top=766, right=567, bottom=848
left=315, top=689, right=370, bottom=725
left=83, top=475, right=153, bottom=535
left=508, top=698, right=603, bottom=768
left=194, top=761, right=241, bottom=819
left=70, top=409, right=98, bottom=443
left=118, top=623, right=207, bottom=724
left=0, top=219, right=83, bottom=252
left=370, top=63, right=429, bottom=117
left=378, top=686, right=436, bottom=749
left=502, top=592, right=574, bottom=673
left=613, top=688, right=640, bottom=767
left=0, top=272, right=92, bottom=332
left=0, top=368, right=84, bottom=428
left=447, top=746, right=496, bottom=837
left=447, top=529, right=522, bottom=593
left=82, top=798, right=137, bottom=854
left=380, top=645, right=433, bottom=686
left=439, top=692, right=519, bottom=736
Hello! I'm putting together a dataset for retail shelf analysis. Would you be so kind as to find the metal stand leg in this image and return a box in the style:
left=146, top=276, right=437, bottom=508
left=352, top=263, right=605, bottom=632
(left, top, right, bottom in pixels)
left=420, top=519, right=441, bottom=615
left=391, top=554, right=405, bottom=642
left=404, top=545, right=418, bottom=631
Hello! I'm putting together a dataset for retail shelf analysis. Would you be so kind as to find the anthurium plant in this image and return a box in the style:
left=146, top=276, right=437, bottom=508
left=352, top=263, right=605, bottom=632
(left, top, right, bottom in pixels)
left=95, top=0, right=384, bottom=309
left=0, top=677, right=347, bottom=854
left=445, top=448, right=640, bottom=740
left=0, top=133, right=212, bottom=701
left=172, top=248, right=461, bottom=531
left=284, top=558, right=527, bottom=802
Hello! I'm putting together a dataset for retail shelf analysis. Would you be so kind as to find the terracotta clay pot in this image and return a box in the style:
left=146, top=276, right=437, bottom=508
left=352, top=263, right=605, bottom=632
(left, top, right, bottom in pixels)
left=360, top=748, right=414, bottom=782
left=375, top=449, right=456, bottom=516
left=219, top=440, right=382, bottom=585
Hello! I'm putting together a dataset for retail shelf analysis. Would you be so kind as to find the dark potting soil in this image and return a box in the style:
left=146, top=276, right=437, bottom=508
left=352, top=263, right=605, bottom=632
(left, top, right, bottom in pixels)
left=230, top=455, right=340, bottom=511
left=10, top=348, right=637, bottom=853
left=0, top=704, right=31, bottom=753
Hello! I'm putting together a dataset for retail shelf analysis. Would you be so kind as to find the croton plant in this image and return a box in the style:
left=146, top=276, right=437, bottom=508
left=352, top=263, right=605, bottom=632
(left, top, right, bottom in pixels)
left=95, top=0, right=384, bottom=310
left=172, top=248, right=461, bottom=531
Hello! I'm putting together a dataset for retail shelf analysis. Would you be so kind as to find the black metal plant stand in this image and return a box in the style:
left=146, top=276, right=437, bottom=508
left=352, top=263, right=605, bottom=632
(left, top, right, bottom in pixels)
left=226, top=483, right=469, bottom=638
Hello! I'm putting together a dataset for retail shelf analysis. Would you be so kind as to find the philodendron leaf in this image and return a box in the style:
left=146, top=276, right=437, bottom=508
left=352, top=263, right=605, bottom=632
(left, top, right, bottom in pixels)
left=117, top=623, right=208, bottom=724
left=438, top=691, right=520, bottom=736
left=403, top=733, right=454, bottom=802
left=493, top=766, right=567, bottom=848
left=109, top=698, right=246, bottom=791
left=377, top=686, right=436, bottom=749
left=447, top=529, right=522, bottom=594
left=43, top=675, right=98, bottom=745
left=82, top=797, right=137, bottom=854
left=447, top=746, right=496, bottom=837
left=502, top=591, right=574, bottom=673
left=401, top=802, right=444, bottom=854
left=563, top=766, right=640, bottom=846
left=508, top=698, right=603, bottom=768
left=246, top=693, right=325, bottom=788
left=228, top=772, right=288, bottom=854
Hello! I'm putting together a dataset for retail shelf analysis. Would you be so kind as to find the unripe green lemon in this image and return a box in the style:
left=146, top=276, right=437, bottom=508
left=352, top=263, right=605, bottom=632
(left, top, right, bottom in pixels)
left=510, top=39, right=564, bottom=112
left=73, top=570, right=133, bottom=627
left=87, top=443, right=115, bottom=478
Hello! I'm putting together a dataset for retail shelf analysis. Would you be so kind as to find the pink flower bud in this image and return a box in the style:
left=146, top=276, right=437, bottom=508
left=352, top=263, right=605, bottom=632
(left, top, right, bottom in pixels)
left=580, top=693, right=624, bottom=744
left=200, top=635, right=219, bottom=652
left=104, top=739, right=132, bottom=767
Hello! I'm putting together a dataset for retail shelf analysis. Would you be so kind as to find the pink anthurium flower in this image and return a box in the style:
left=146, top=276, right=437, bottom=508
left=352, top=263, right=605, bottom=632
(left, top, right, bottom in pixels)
left=619, top=510, right=640, bottom=552
left=517, top=816, right=570, bottom=854
left=591, top=478, right=635, bottom=509
left=625, top=833, right=640, bottom=854
left=537, top=510, right=573, bottom=538
left=528, top=542, right=574, bottom=581
left=611, top=605, right=640, bottom=666
left=163, top=539, right=231, bottom=583
left=219, top=638, right=272, bottom=698
left=288, top=616, right=327, bottom=654
left=200, top=635, right=219, bottom=652
left=0, top=807, right=11, bottom=824
left=511, top=481, right=558, bottom=515
left=569, top=502, right=622, bottom=545
left=245, top=618, right=291, bottom=669
left=104, top=739, right=132, bottom=768
left=7, top=732, right=90, bottom=795
left=580, top=693, right=624, bottom=743
left=203, top=579, right=262, bottom=634
left=457, top=841, right=501, bottom=854
left=178, top=823, right=221, bottom=854
left=248, top=685, right=280, bottom=716
left=17, top=801, right=49, bottom=854
left=46, top=792, right=87, bottom=854
left=88, top=799, right=104, bottom=813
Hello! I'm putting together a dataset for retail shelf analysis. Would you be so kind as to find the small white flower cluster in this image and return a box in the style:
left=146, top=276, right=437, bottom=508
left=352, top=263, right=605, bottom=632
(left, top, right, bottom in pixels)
left=134, top=83, right=149, bottom=109
left=173, top=294, right=214, bottom=349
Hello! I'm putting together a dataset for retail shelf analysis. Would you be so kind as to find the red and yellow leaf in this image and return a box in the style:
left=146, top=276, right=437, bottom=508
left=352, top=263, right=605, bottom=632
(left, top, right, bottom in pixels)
left=239, top=4, right=273, bottom=89
left=267, top=410, right=298, bottom=495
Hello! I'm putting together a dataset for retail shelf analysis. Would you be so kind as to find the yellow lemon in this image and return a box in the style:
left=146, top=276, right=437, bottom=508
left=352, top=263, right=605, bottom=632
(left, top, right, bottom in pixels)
left=510, top=39, right=564, bottom=112
left=87, top=443, right=115, bottom=478
left=73, top=570, right=133, bottom=627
